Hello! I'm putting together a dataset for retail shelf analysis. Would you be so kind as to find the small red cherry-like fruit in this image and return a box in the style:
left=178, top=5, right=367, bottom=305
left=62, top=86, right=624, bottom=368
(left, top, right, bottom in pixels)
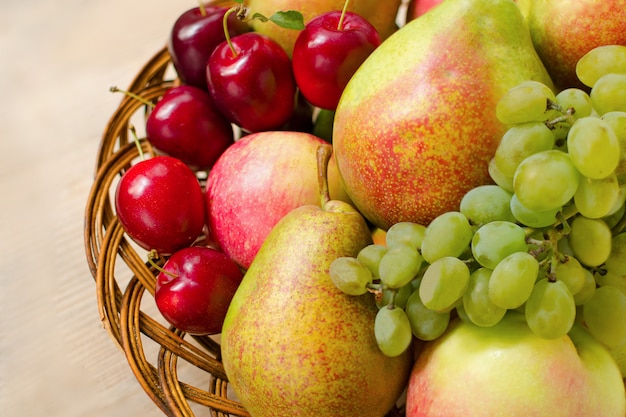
left=206, top=32, right=296, bottom=132
left=168, top=4, right=250, bottom=90
left=292, top=10, right=381, bottom=110
left=155, top=246, right=243, bottom=335
left=115, top=156, right=205, bottom=256
left=146, top=85, right=234, bottom=171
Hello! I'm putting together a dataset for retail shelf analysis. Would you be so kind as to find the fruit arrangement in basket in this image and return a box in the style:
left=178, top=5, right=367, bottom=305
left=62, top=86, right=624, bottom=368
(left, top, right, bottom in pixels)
left=84, top=0, right=626, bottom=416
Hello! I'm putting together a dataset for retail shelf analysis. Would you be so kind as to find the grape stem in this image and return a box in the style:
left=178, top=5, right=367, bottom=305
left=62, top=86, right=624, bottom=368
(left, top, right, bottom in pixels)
left=366, top=283, right=384, bottom=304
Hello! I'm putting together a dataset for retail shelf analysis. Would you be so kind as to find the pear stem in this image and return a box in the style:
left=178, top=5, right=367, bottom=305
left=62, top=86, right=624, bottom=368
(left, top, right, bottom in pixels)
left=316, top=144, right=333, bottom=210
left=337, top=0, right=350, bottom=30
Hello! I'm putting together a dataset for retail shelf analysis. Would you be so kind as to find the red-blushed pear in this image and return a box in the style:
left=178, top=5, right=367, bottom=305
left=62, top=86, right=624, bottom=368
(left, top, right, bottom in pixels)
left=244, top=0, right=402, bottom=57
left=220, top=145, right=412, bottom=417
left=205, top=131, right=351, bottom=270
left=406, top=312, right=626, bottom=417
left=515, top=0, right=626, bottom=90
left=333, top=0, right=554, bottom=230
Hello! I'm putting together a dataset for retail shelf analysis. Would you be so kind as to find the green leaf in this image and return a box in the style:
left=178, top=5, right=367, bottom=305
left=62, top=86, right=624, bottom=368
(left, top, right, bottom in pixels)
left=269, top=10, right=305, bottom=30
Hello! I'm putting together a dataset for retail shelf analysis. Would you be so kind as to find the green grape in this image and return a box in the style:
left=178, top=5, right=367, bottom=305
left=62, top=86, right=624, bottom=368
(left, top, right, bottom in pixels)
left=471, top=221, right=528, bottom=269
left=513, top=150, right=580, bottom=212
left=494, top=122, right=556, bottom=178
left=488, top=157, right=514, bottom=192
left=556, top=235, right=575, bottom=258
left=590, top=73, right=626, bottom=116
left=356, top=244, right=387, bottom=279
left=554, top=255, right=586, bottom=295
left=378, top=244, right=423, bottom=289
left=575, top=45, right=626, bottom=88
left=420, top=211, right=473, bottom=264
left=405, top=288, right=450, bottom=340
left=567, top=117, right=620, bottom=179
left=455, top=302, right=472, bottom=324
left=601, top=111, right=626, bottom=177
left=419, top=257, right=470, bottom=312
left=573, top=267, right=596, bottom=306
left=463, top=268, right=506, bottom=327
left=574, top=173, right=619, bottom=219
left=555, top=88, right=593, bottom=119
left=459, top=185, right=516, bottom=225
left=604, top=198, right=626, bottom=228
left=525, top=279, right=576, bottom=339
left=582, top=285, right=626, bottom=348
left=606, top=233, right=626, bottom=276
left=376, top=282, right=414, bottom=310
left=385, top=222, right=426, bottom=250
left=374, top=305, right=413, bottom=357
left=489, top=251, right=539, bottom=309
left=595, top=270, right=626, bottom=295
left=329, top=257, right=373, bottom=296
left=496, top=80, right=556, bottom=125
left=568, top=216, right=612, bottom=267
left=510, top=193, right=560, bottom=228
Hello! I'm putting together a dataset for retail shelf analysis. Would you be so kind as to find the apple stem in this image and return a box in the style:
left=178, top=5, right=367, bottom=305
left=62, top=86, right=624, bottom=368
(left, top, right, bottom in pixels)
left=148, top=250, right=177, bottom=278
left=110, top=86, right=156, bottom=109
left=337, top=0, right=350, bottom=30
left=198, top=0, right=206, bottom=16
left=316, top=144, right=333, bottom=210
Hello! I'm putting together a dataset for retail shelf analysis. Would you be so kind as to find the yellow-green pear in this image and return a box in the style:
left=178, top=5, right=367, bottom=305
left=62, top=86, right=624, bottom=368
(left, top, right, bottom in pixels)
left=333, top=0, right=554, bottom=230
left=221, top=145, right=413, bottom=417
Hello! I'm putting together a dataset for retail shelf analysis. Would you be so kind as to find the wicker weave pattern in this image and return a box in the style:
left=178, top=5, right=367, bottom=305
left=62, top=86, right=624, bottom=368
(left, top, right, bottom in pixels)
left=83, top=46, right=250, bottom=417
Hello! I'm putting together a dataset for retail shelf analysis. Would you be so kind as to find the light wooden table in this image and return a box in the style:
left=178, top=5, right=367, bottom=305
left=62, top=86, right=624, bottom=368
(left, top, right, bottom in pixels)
left=0, top=2, right=193, bottom=416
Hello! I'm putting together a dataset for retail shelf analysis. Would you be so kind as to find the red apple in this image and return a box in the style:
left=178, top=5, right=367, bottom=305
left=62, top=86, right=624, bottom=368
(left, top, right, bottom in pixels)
left=205, top=131, right=351, bottom=269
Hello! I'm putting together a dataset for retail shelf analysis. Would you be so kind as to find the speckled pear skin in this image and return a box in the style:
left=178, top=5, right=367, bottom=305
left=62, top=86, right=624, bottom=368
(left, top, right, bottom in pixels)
left=221, top=200, right=413, bottom=417
left=333, top=0, right=555, bottom=230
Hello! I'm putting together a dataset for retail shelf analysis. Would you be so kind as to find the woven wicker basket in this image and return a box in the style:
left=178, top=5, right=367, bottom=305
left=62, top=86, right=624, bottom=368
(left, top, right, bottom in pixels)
left=83, top=45, right=253, bottom=417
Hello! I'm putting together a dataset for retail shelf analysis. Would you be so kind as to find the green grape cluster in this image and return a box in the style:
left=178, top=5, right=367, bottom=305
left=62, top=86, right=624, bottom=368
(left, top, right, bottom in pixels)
left=329, top=45, right=626, bottom=358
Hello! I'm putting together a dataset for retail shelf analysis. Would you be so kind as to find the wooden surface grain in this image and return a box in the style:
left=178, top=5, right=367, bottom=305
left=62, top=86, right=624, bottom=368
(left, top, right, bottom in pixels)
left=0, top=2, right=191, bottom=416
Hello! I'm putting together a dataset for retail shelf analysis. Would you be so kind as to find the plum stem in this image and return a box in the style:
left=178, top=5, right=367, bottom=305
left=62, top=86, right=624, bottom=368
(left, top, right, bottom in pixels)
left=337, top=0, right=350, bottom=30
left=110, top=86, right=155, bottom=108
left=148, top=250, right=177, bottom=278
left=128, top=125, right=145, bottom=161
left=223, top=6, right=240, bottom=57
